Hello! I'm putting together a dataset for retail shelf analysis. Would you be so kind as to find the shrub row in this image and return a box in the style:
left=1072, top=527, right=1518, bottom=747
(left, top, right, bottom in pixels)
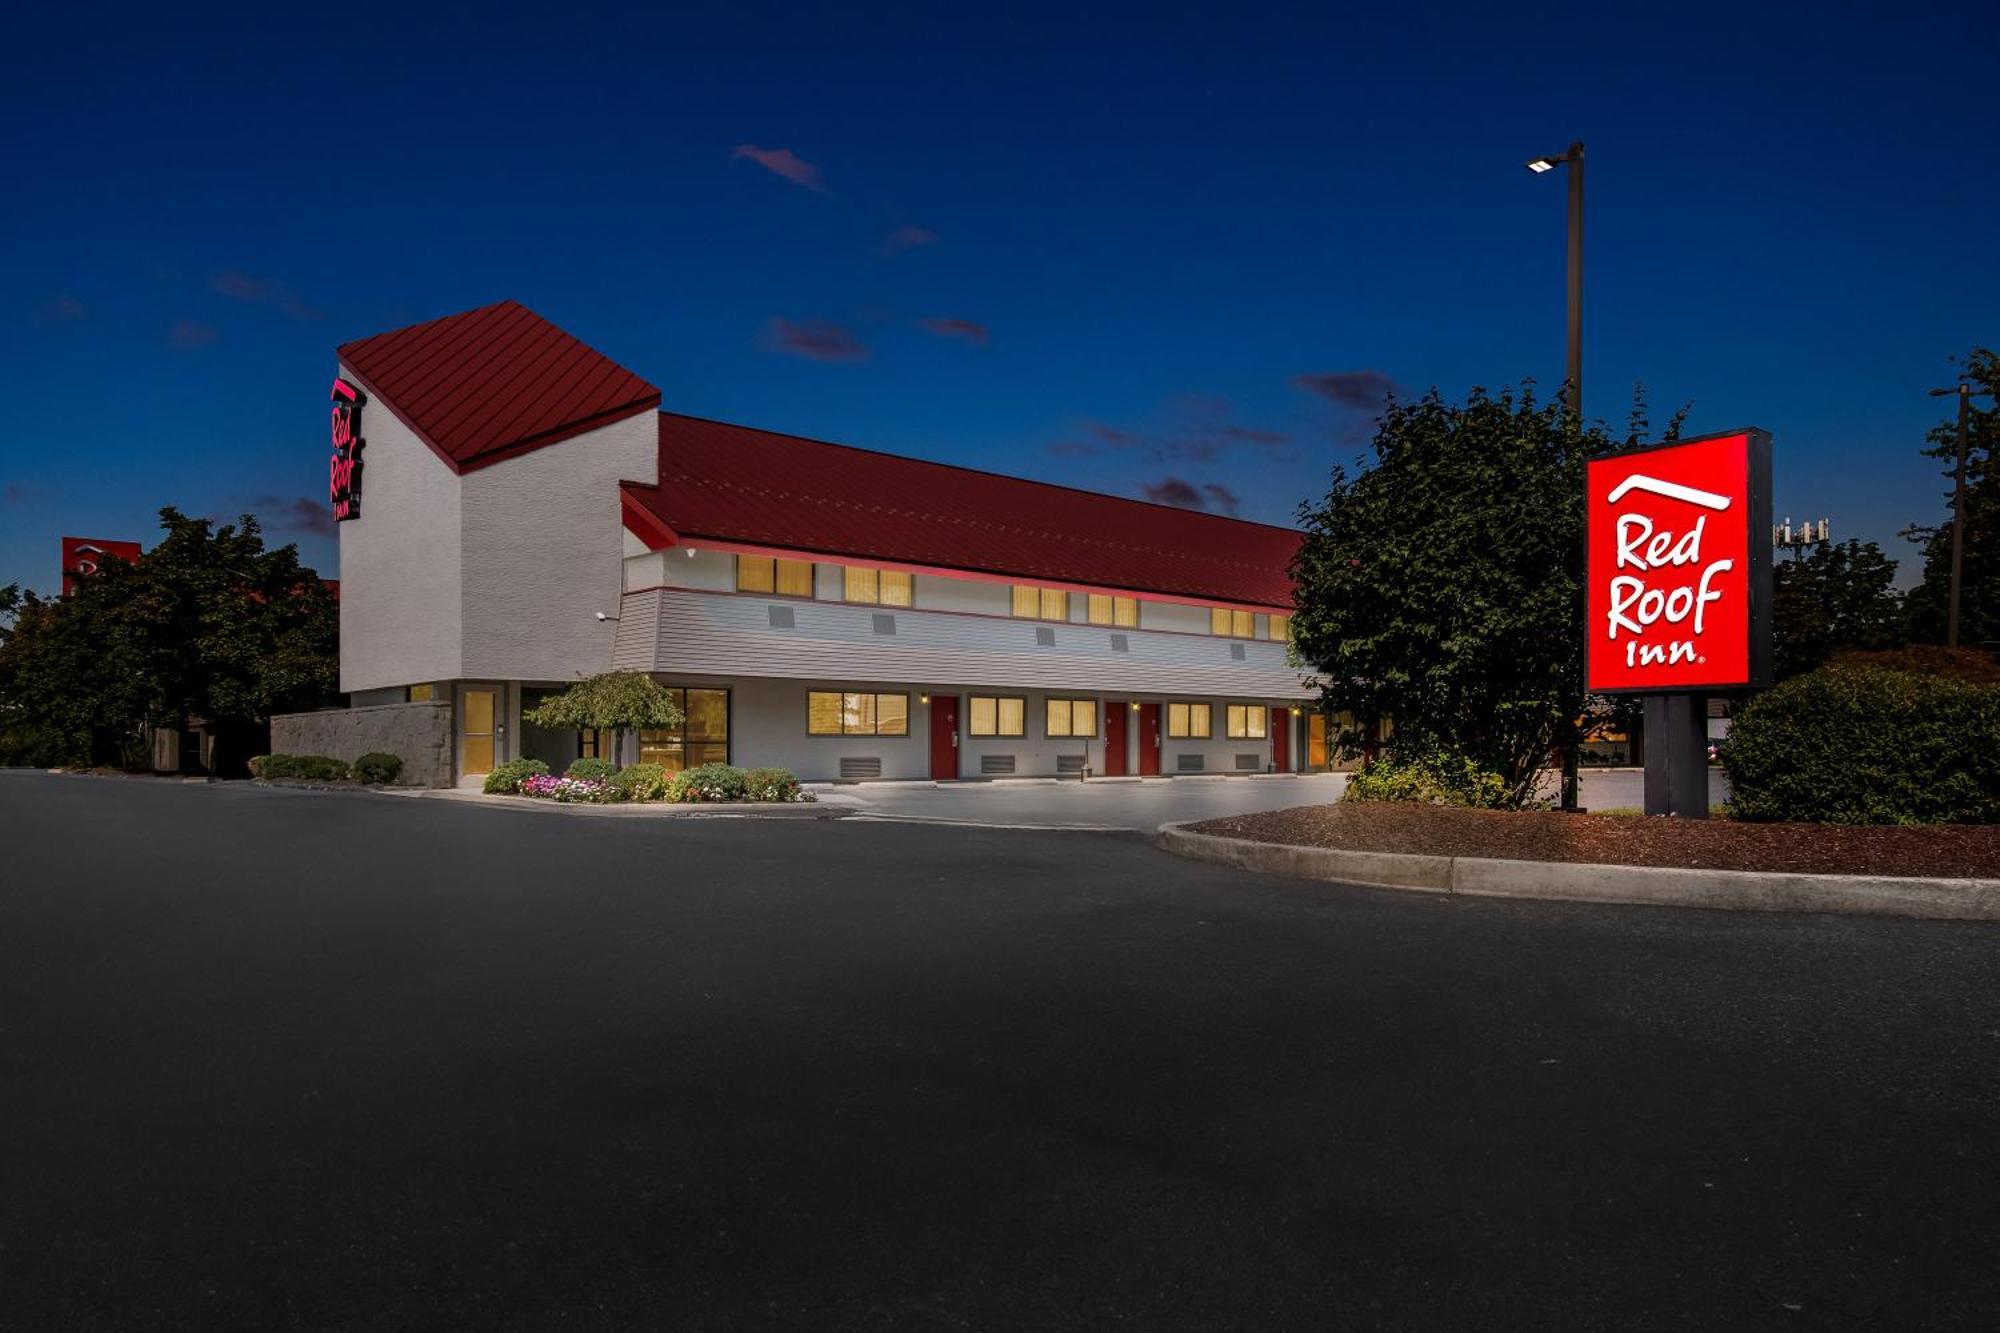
left=488, top=757, right=811, bottom=805
left=249, top=752, right=402, bottom=784
left=1341, top=752, right=1515, bottom=809
left=1722, top=663, right=2000, bottom=824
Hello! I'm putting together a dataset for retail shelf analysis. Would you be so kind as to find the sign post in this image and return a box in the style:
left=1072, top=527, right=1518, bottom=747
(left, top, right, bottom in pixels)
left=1586, top=429, right=1772, bottom=817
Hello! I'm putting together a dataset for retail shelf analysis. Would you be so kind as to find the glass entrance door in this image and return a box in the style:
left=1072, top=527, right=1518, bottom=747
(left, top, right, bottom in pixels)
left=461, top=688, right=497, bottom=776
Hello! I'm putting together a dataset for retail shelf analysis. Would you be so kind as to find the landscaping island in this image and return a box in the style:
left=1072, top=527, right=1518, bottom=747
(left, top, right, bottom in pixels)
left=1187, top=804, right=2000, bottom=880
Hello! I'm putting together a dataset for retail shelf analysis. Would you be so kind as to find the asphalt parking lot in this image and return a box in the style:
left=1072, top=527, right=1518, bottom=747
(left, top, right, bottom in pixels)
left=3, top=770, right=1995, bottom=1329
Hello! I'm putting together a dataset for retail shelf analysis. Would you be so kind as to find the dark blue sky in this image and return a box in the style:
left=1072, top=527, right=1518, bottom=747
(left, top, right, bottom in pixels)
left=4, top=1, right=1995, bottom=593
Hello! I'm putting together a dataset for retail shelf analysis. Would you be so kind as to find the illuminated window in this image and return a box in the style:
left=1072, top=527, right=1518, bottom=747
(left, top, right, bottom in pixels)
left=1115, top=596, right=1138, bottom=627
left=407, top=683, right=435, bottom=703
left=843, top=566, right=879, bottom=603
left=1087, top=593, right=1113, bottom=625
left=738, top=556, right=814, bottom=597
left=880, top=570, right=912, bottom=606
left=1083, top=595, right=1138, bottom=627
left=807, top=691, right=909, bottom=736
left=638, top=687, right=730, bottom=773
left=1167, top=702, right=1212, bottom=738
left=1268, top=613, right=1290, bottom=641
left=1046, top=698, right=1098, bottom=737
left=1011, top=585, right=1069, bottom=620
left=968, top=695, right=1026, bottom=736
left=1226, top=705, right=1268, bottom=739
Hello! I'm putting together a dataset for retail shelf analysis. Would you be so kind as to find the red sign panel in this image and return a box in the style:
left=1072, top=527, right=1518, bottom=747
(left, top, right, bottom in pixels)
left=1586, top=429, right=1771, bottom=694
left=329, top=377, right=366, bottom=521
left=60, top=537, right=141, bottom=598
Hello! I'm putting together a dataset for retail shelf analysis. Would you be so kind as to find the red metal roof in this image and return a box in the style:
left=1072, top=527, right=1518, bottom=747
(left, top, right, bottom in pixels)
left=337, top=301, right=660, bottom=472
left=624, top=413, right=1300, bottom=608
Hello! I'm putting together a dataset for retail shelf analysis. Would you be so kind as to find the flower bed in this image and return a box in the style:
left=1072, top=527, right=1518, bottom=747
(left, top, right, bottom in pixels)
left=509, top=762, right=813, bottom=806
left=519, top=774, right=614, bottom=803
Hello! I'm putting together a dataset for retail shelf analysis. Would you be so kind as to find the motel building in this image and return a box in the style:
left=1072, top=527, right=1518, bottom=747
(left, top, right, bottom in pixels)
left=329, top=301, right=1337, bottom=786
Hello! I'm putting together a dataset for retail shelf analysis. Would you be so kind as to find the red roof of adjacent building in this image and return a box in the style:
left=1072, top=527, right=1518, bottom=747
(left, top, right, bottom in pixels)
left=623, top=413, right=1300, bottom=608
left=336, top=300, right=660, bottom=472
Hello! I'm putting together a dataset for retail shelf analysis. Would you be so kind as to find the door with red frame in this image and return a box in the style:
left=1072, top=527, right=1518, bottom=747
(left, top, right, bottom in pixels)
left=1137, top=703, right=1162, bottom=776
left=1103, top=703, right=1129, bottom=776
left=929, top=695, right=960, bottom=780
left=1270, top=707, right=1290, bottom=772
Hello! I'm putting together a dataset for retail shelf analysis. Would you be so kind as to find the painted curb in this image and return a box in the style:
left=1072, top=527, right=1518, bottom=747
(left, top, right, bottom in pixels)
left=1155, top=823, right=2000, bottom=922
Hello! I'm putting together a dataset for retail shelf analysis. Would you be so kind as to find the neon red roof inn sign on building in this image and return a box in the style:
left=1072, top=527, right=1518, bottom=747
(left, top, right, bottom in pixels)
left=1586, top=429, right=1773, bottom=694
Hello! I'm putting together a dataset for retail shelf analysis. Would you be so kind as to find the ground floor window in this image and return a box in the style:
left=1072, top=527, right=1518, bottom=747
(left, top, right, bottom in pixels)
left=1045, top=698, right=1097, bottom=737
left=579, top=728, right=614, bottom=760
left=407, top=683, right=435, bottom=703
left=1225, top=704, right=1267, bottom=739
left=968, top=695, right=1026, bottom=736
left=808, top=691, right=910, bottom=736
left=1167, top=702, right=1212, bottom=738
left=640, top=687, right=730, bottom=773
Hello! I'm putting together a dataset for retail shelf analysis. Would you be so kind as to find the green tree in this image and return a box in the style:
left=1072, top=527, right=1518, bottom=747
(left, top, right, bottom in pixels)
left=1290, top=384, right=1619, bottom=806
left=0, top=509, right=338, bottom=771
left=1771, top=538, right=1906, bottom=680
left=1907, top=348, right=1999, bottom=645
left=523, top=671, right=684, bottom=762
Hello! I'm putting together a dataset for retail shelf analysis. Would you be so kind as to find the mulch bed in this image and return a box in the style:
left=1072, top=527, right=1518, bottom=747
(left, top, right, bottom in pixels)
left=1186, top=803, right=2000, bottom=879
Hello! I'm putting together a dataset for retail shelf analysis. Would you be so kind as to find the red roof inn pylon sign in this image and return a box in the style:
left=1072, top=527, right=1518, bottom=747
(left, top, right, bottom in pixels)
left=329, top=377, right=366, bottom=521
left=1586, top=429, right=1772, bottom=816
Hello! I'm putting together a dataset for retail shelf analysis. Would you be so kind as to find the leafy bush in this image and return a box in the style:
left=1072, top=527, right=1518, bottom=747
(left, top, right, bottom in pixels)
left=352, top=752, right=403, bottom=784
left=520, top=774, right=613, bottom=803
left=1340, top=752, right=1514, bottom=809
left=1722, top=664, right=2000, bottom=824
left=743, top=766, right=811, bottom=803
left=483, top=758, right=549, bottom=794
left=667, top=762, right=750, bottom=803
left=611, top=762, right=671, bottom=803
left=566, top=756, right=617, bottom=782
left=251, top=753, right=350, bottom=781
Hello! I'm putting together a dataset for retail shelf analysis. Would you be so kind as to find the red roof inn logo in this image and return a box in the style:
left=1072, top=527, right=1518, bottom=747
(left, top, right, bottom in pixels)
left=1586, top=429, right=1772, bottom=693
left=60, top=537, right=141, bottom=598
left=329, top=377, right=366, bottom=521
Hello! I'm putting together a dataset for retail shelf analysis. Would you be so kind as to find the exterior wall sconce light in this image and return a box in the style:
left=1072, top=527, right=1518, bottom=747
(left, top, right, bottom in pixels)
left=919, top=693, right=929, bottom=703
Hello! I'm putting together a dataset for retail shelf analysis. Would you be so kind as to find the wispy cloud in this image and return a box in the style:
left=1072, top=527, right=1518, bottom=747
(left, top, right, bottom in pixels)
left=883, top=225, right=939, bottom=255
left=36, top=294, right=87, bottom=324
left=247, top=495, right=338, bottom=538
left=1051, top=405, right=1290, bottom=465
left=1139, top=477, right=1241, bottom=515
left=1294, top=369, right=1396, bottom=411
left=169, top=320, right=219, bottom=350
left=732, top=144, right=830, bottom=195
left=917, top=316, right=989, bottom=347
left=212, top=270, right=320, bottom=321
left=765, top=317, right=869, bottom=363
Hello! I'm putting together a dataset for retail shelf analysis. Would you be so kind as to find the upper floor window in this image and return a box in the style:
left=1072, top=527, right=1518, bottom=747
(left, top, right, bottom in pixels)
left=1045, top=698, right=1098, bottom=738
left=1209, top=607, right=1256, bottom=638
left=1267, top=613, right=1291, bottom=641
left=968, top=695, right=1026, bottom=737
left=1225, top=704, right=1268, bottom=739
left=1167, top=702, right=1213, bottom=738
left=738, top=556, right=815, bottom=598
left=844, top=566, right=913, bottom=607
left=1085, top=594, right=1140, bottom=627
left=1011, top=585, right=1069, bottom=621
left=807, top=691, right=909, bottom=736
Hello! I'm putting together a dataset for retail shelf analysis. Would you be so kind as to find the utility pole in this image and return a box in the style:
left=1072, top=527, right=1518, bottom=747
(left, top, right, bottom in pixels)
left=1929, top=382, right=1992, bottom=648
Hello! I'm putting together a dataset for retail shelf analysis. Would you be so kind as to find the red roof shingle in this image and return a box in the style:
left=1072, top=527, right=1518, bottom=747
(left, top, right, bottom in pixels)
left=624, top=413, right=1299, bottom=608
left=337, top=301, right=660, bottom=472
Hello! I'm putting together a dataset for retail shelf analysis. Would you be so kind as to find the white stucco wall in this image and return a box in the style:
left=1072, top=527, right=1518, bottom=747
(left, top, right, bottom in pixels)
left=337, top=375, right=465, bottom=693
left=458, top=410, right=658, bottom=683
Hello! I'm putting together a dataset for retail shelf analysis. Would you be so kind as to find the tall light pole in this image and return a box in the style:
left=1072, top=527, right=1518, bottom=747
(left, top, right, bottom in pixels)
left=1527, top=140, right=1585, bottom=811
left=1929, top=381, right=1994, bottom=648
left=1526, top=141, right=1584, bottom=423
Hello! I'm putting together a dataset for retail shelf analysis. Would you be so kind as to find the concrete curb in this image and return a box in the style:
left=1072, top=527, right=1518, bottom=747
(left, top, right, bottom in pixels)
left=1155, top=822, right=2000, bottom=922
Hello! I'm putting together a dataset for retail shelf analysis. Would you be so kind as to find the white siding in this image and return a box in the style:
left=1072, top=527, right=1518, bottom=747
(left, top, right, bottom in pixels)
left=614, top=587, right=1314, bottom=699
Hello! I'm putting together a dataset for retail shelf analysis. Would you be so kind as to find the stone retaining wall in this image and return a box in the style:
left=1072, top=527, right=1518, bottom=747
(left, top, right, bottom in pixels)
left=270, top=701, right=452, bottom=787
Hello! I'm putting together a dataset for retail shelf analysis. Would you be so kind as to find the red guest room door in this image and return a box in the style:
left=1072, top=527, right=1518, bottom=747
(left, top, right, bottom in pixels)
left=929, top=695, right=960, bottom=780
left=1271, top=707, right=1290, bottom=772
left=1137, top=703, right=1162, bottom=776
left=1104, top=703, right=1128, bottom=776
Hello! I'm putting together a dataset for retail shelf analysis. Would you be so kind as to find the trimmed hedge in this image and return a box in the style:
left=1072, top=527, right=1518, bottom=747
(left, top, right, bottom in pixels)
left=743, top=767, right=805, bottom=803
left=483, top=758, right=549, bottom=794
left=610, top=762, right=670, bottom=803
left=1341, top=753, right=1514, bottom=809
left=667, top=762, right=750, bottom=803
left=566, top=756, right=617, bottom=782
left=352, top=752, right=403, bottom=784
left=1723, top=663, right=2000, bottom=824
left=249, top=753, right=350, bottom=781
